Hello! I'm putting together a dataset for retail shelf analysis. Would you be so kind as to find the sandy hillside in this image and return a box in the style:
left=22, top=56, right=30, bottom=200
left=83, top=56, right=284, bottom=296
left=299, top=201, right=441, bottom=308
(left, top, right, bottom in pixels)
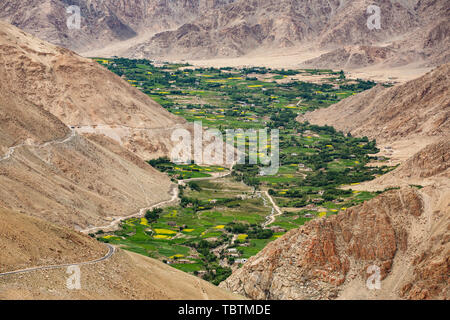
left=0, top=208, right=242, bottom=300
left=0, top=21, right=188, bottom=160
left=221, top=66, right=449, bottom=300
left=0, top=81, right=176, bottom=230
left=301, top=63, right=449, bottom=159
left=0, top=207, right=106, bottom=273
left=125, top=0, right=448, bottom=73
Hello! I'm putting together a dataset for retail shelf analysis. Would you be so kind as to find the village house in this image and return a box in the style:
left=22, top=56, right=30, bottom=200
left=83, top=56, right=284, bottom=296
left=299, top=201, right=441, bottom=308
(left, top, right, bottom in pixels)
left=196, top=270, right=207, bottom=278
left=269, top=226, right=286, bottom=233
left=177, top=259, right=195, bottom=264
left=235, top=259, right=248, bottom=264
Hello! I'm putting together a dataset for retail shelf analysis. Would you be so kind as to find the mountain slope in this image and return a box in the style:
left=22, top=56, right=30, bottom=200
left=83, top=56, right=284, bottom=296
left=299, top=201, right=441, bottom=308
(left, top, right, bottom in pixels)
left=221, top=162, right=449, bottom=300
left=302, top=63, right=449, bottom=144
left=126, top=0, right=448, bottom=70
left=0, top=83, right=175, bottom=229
left=0, top=207, right=241, bottom=300
left=305, top=0, right=449, bottom=69
left=0, top=0, right=236, bottom=52
left=129, top=0, right=345, bottom=59
left=1, top=0, right=447, bottom=71
left=0, top=20, right=187, bottom=160
left=0, top=22, right=185, bottom=229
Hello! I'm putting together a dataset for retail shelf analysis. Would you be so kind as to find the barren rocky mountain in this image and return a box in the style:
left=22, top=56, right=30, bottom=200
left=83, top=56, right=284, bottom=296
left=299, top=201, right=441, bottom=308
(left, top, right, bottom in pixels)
left=127, top=0, right=448, bottom=70
left=1, top=0, right=447, bottom=72
left=0, top=75, right=175, bottom=230
left=304, top=0, right=450, bottom=69
left=221, top=183, right=449, bottom=299
left=221, top=138, right=449, bottom=300
left=0, top=22, right=184, bottom=229
left=302, top=63, right=449, bottom=144
left=0, top=0, right=236, bottom=52
left=0, top=207, right=106, bottom=273
left=130, top=0, right=348, bottom=59
left=0, top=207, right=241, bottom=299
left=0, top=21, right=189, bottom=160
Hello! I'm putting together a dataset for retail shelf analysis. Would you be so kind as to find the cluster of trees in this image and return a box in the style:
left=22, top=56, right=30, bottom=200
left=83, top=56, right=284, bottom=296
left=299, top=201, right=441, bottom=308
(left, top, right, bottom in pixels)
left=269, top=109, right=297, bottom=129
left=225, top=223, right=273, bottom=239
left=188, top=181, right=201, bottom=192
left=148, top=156, right=172, bottom=170
left=233, top=164, right=261, bottom=188
left=340, top=79, right=376, bottom=91
left=202, top=267, right=232, bottom=286
left=145, top=208, right=163, bottom=223
left=322, top=188, right=353, bottom=201
left=189, top=239, right=232, bottom=285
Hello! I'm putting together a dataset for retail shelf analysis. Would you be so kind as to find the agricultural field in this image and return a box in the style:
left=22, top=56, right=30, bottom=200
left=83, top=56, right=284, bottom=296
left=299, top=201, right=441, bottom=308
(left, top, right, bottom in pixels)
left=94, top=58, right=396, bottom=284
left=148, top=158, right=228, bottom=180
left=98, top=177, right=274, bottom=284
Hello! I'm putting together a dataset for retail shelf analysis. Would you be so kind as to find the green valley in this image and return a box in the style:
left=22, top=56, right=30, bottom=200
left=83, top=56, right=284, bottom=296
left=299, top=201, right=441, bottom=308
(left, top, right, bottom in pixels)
left=93, top=58, right=396, bottom=285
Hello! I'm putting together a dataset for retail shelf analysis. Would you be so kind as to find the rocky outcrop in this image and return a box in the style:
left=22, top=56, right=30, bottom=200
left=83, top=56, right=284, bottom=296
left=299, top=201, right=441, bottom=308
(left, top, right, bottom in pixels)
left=394, top=139, right=450, bottom=179
left=220, top=188, right=425, bottom=299
left=302, top=46, right=396, bottom=69
left=125, top=0, right=449, bottom=70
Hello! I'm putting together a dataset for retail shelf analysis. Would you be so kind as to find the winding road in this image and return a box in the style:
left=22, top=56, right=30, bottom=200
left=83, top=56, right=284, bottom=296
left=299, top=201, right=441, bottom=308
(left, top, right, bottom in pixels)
left=0, top=244, right=115, bottom=277
left=1, top=147, right=280, bottom=277
left=80, top=183, right=180, bottom=234
left=0, top=130, right=77, bottom=162
left=261, top=190, right=283, bottom=228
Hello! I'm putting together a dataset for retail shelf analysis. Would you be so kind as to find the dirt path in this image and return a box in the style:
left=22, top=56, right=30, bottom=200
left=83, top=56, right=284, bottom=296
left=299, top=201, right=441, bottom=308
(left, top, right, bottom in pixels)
left=80, top=184, right=180, bottom=234
left=0, top=130, right=76, bottom=162
left=0, top=244, right=115, bottom=277
left=261, top=191, right=283, bottom=228
left=81, top=163, right=235, bottom=234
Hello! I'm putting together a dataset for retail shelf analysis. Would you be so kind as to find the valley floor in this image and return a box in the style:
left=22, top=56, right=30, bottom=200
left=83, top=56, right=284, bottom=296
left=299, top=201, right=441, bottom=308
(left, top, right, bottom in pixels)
left=92, top=58, right=404, bottom=286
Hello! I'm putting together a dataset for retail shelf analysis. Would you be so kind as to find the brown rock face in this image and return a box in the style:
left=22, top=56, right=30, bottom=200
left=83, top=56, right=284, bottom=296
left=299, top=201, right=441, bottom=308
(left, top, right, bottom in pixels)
left=0, top=0, right=236, bottom=52
left=302, top=63, right=450, bottom=144
left=394, top=139, right=450, bottom=179
left=302, top=45, right=396, bottom=69
left=220, top=188, right=425, bottom=300
left=401, top=233, right=449, bottom=300
left=0, top=208, right=242, bottom=300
